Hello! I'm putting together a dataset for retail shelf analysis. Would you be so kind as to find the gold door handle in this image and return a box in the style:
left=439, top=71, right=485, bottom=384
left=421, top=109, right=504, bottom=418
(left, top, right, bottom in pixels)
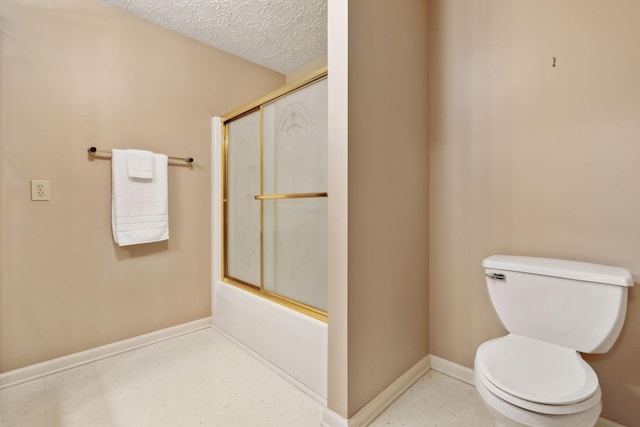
left=254, top=192, right=328, bottom=200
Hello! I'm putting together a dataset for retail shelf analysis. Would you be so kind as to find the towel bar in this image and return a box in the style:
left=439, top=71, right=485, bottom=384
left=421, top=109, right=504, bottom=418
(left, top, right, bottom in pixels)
left=254, top=192, right=328, bottom=200
left=87, top=146, right=194, bottom=163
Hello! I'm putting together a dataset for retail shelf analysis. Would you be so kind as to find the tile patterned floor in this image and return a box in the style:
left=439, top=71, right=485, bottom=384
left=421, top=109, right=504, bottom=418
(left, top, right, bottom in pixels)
left=370, top=371, right=494, bottom=427
left=0, top=328, right=493, bottom=426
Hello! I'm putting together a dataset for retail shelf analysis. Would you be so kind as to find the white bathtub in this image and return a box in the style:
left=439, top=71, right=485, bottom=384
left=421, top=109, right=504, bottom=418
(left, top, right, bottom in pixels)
left=211, top=118, right=327, bottom=402
left=212, top=280, right=327, bottom=400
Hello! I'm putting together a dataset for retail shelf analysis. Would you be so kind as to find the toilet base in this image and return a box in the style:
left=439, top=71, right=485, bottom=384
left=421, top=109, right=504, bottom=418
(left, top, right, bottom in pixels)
left=474, top=370, right=601, bottom=427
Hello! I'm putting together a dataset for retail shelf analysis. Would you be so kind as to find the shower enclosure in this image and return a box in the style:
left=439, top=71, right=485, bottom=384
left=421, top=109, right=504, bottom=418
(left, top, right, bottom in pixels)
left=223, top=71, right=328, bottom=320
left=211, top=69, right=328, bottom=399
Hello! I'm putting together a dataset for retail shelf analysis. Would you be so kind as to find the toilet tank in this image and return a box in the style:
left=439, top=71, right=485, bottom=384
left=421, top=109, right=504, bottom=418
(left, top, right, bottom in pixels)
left=483, top=255, right=633, bottom=354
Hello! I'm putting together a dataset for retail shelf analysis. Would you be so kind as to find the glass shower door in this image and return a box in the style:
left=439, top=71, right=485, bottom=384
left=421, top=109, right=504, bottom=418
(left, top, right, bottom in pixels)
left=223, top=73, right=328, bottom=318
left=262, top=79, right=328, bottom=312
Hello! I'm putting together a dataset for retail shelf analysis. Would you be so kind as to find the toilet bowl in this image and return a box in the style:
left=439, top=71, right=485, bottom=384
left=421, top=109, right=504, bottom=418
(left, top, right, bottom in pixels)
left=476, top=255, right=633, bottom=427
left=474, top=334, right=601, bottom=427
left=474, top=369, right=602, bottom=427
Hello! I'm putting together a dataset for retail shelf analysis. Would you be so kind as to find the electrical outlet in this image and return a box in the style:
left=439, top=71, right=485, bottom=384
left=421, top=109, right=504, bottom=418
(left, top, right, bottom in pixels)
left=31, top=180, right=50, bottom=201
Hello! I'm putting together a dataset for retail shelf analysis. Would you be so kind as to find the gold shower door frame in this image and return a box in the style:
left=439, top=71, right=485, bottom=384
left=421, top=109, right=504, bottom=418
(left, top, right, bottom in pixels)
left=221, top=68, right=328, bottom=322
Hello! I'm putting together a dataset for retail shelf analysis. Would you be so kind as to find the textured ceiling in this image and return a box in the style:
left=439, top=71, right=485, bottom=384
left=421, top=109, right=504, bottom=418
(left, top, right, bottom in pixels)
left=100, top=0, right=327, bottom=74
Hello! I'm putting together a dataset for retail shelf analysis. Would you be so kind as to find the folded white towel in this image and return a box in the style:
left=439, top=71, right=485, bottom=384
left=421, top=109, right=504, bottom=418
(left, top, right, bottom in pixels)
left=126, top=149, right=154, bottom=179
left=112, top=149, right=169, bottom=246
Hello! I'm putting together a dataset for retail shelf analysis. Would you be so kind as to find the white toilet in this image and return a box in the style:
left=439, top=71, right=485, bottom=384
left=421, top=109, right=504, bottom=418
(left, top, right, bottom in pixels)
left=475, top=255, right=633, bottom=427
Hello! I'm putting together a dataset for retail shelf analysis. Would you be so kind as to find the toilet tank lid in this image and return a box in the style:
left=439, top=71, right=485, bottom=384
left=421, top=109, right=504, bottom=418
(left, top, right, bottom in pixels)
left=483, top=255, right=633, bottom=287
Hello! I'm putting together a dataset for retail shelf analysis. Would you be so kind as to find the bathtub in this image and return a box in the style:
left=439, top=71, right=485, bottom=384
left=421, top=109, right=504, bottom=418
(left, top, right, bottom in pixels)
left=211, top=118, right=327, bottom=401
left=212, top=280, right=327, bottom=400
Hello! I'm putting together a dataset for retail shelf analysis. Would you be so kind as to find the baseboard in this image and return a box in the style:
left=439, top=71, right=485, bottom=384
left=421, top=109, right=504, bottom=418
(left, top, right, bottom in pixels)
left=321, top=356, right=430, bottom=427
left=0, top=317, right=212, bottom=389
left=321, top=408, right=349, bottom=427
left=429, top=354, right=474, bottom=385
left=595, top=418, right=625, bottom=427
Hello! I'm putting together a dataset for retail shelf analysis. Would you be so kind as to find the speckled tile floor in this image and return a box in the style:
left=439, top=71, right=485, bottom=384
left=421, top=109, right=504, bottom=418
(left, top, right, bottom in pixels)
left=370, top=370, right=494, bottom=427
left=0, top=328, right=494, bottom=426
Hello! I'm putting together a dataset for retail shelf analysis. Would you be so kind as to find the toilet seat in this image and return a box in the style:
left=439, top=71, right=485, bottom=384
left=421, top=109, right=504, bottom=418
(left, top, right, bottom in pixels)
left=475, top=370, right=603, bottom=426
left=475, top=334, right=600, bottom=415
left=475, top=363, right=601, bottom=415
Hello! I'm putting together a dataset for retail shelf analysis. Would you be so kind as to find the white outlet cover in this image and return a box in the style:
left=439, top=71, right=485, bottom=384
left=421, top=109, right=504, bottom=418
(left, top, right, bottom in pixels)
left=31, top=180, right=50, bottom=201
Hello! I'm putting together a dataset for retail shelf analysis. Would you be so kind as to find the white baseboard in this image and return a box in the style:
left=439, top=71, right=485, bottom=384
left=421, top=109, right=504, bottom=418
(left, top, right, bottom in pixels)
left=429, top=354, right=474, bottom=385
left=321, top=356, right=430, bottom=427
left=595, top=419, right=625, bottom=427
left=0, top=317, right=212, bottom=389
left=321, top=408, right=349, bottom=427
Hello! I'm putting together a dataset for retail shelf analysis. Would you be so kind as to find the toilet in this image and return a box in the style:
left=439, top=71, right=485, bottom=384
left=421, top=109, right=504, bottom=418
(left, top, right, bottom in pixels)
left=475, top=255, right=633, bottom=427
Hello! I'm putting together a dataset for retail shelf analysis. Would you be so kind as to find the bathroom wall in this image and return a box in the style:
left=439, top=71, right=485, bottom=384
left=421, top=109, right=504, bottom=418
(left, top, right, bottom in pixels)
left=0, top=0, right=284, bottom=373
left=285, top=53, right=328, bottom=83
left=429, top=0, right=640, bottom=424
left=327, top=0, right=429, bottom=417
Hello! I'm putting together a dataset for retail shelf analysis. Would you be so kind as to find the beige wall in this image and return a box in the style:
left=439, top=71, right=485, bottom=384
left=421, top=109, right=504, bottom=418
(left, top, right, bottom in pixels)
left=0, top=0, right=284, bottom=373
left=286, top=53, right=328, bottom=84
left=429, top=0, right=640, bottom=424
left=327, top=0, right=429, bottom=417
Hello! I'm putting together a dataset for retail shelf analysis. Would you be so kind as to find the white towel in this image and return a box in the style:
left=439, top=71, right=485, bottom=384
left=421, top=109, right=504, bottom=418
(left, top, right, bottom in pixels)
left=126, top=149, right=154, bottom=179
left=112, top=149, right=169, bottom=246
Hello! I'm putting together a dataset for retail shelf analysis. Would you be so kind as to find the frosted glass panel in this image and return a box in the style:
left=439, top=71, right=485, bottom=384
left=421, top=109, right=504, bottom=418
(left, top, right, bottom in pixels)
left=226, top=111, right=261, bottom=286
left=262, top=198, right=327, bottom=310
left=262, top=79, right=328, bottom=311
